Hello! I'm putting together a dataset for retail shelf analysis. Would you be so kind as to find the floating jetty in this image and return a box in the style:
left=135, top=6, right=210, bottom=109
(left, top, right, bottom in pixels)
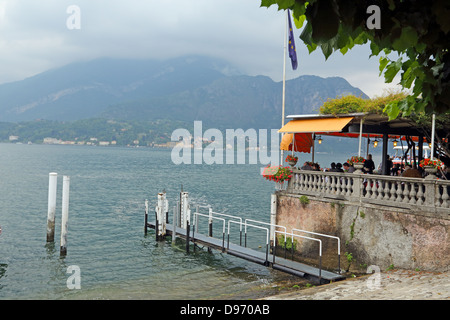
left=145, top=191, right=345, bottom=284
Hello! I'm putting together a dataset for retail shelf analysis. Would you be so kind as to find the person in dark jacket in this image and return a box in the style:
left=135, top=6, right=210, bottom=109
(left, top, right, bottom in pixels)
left=363, top=154, right=375, bottom=174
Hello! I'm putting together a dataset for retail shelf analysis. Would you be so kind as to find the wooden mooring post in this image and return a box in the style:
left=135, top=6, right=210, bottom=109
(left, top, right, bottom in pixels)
left=60, top=176, right=70, bottom=256
left=46, top=172, right=58, bottom=242
left=144, top=199, right=149, bottom=235
left=155, top=192, right=167, bottom=241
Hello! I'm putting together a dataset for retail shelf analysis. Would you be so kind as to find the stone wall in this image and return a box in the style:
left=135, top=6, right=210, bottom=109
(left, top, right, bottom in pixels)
left=276, top=193, right=450, bottom=272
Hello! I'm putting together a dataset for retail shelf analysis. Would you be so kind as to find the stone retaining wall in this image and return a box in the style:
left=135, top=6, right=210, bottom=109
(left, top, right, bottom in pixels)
left=276, top=193, right=449, bottom=272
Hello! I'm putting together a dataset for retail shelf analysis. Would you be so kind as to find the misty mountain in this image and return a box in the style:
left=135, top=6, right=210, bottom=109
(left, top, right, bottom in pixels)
left=0, top=56, right=368, bottom=129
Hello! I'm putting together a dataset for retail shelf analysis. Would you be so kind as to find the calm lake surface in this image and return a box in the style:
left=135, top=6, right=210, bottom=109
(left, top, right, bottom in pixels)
left=0, top=143, right=374, bottom=299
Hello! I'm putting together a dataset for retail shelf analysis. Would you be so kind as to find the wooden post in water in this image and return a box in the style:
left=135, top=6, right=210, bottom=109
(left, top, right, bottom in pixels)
left=180, top=192, right=189, bottom=229
left=46, top=172, right=58, bottom=242
left=60, top=176, right=70, bottom=256
left=155, top=192, right=167, bottom=241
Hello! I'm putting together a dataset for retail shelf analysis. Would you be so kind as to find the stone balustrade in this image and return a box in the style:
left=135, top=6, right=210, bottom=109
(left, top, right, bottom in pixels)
left=285, top=168, right=450, bottom=215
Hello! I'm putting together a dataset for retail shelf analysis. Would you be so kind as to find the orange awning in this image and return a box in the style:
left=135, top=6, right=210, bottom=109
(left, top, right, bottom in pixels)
left=280, top=133, right=313, bottom=153
left=278, top=117, right=354, bottom=133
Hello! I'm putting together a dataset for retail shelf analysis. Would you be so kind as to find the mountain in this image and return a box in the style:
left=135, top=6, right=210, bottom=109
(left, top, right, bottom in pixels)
left=0, top=56, right=368, bottom=128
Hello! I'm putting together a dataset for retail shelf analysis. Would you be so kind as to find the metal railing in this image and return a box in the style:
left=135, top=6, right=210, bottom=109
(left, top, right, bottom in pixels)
left=274, top=230, right=323, bottom=282
left=192, top=212, right=226, bottom=252
left=228, top=220, right=270, bottom=266
left=213, top=212, right=243, bottom=245
left=187, top=209, right=338, bottom=279
left=293, top=228, right=341, bottom=273
left=243, top=218, right=288, bottom=256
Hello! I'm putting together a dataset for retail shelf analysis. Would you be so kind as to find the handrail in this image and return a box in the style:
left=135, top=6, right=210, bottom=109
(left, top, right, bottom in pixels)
left=192, top=212, right=226, bottom=252
left=244, top=218, right=287, bottom=241
left=212, top=212, right=243, bottom=245
left=228, top=220, right=270, bottom=266
left=244, top=218, right=288, bottom=258
left=292, top=228, right=341, bottom=273
left=274, top=230, right=322, bottom=282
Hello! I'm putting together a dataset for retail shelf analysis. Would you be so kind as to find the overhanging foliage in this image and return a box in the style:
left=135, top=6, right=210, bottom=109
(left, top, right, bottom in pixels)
left=261, top=0, right=450, bottom=118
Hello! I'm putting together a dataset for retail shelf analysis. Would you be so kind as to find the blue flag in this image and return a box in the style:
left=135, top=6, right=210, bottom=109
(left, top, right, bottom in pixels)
left=287, top=10, right=298, bottom=70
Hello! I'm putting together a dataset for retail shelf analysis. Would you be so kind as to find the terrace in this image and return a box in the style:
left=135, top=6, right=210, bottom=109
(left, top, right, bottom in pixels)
left=284, top=168, right=449, bottom=216
left=277, top=112, right=449, bottom=215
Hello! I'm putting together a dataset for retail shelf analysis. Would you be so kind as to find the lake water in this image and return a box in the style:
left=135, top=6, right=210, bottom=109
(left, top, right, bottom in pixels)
left=0, top=142, right=377, bottom=300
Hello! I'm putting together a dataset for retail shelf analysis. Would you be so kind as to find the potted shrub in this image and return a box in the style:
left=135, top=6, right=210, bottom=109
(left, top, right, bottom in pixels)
left=285, top=154, right=298, bottom=167
left=419, top=158, right=443, bottom=176
left=347, top=156, right=365, bottom=172
left=262, top=165, right=293, bottom=190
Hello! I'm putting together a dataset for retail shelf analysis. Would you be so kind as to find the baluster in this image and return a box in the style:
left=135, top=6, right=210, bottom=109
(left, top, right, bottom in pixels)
left=383, top=180, right=390, bottom=201
left=402, top=182, right=410, bottom=203
left=442, top=185, right=449, bottom=208
left=307, top=174, right=314, bottom=191
left=389, top=180, right=397, bottom=201
left=345, top=176, right=351, bottom=196
left=409, top=183, right=417, bottom=204
left=299, top=174, right=305, bottom=191
left=369, top=178, right=377, bottom=199
left=435, top=184, right=441, bottom=207
left=377, top=179, right=384, bottom=200
left=416, top=183, right=424, bottom=205
left=293, top=173, right=299, bottom=191
left=336, top=176, right=342, bottom=195
left=396, top=182, right=404, bottom=202
left=325, top=174, right=331, bottom=194
left=329, top=175, right=335, bottom=194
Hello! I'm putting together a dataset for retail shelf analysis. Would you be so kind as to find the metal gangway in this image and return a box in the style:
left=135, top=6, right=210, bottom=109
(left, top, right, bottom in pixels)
left=144, top=192, right=345, bottom=284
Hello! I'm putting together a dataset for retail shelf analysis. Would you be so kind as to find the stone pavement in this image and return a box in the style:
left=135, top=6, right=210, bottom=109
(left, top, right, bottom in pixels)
left=262, top=269, right=450, bottom=300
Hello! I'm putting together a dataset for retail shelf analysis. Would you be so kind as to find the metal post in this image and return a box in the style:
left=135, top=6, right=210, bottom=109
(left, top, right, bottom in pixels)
left=338, top=253, right=341, bottom=274
left=319, top=256, right=322, bottom=284
left=172, top=206, right=177, bottom=245
left=208, top=207, right=213, bottom=253
left=144, top=199, right=148, bottom=235
left=208, top=207, right=213, bottom=237
left=155, top=214, right=159, bottom=241
left=46, top=172, right=57, bottom=242
left=358, top=118, right=364, bottom=157
left=165, top=198, right=169, bottom=224
left=60, top=176, right=70, bottom=256
left=186, top=221, right=190, bottom=253
left=273, top=235, right=277, bottom=264
left=431, top=113, right=436, bottom=159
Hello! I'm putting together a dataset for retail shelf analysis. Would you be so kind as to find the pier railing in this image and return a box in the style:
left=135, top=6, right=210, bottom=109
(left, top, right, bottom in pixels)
left=285, top=169, right=450, bottom=214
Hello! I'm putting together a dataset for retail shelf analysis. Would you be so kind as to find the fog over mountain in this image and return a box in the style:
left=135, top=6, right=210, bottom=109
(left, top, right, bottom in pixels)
left=0, top=55, right=368, bottom=129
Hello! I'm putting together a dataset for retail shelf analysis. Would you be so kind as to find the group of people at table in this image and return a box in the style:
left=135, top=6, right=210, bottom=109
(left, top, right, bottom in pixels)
left=297, top=154, right=450, bottom=179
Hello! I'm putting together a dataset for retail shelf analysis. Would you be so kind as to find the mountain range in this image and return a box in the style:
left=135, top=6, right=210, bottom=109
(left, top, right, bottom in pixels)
left=0, top=56, right=368, bottom=129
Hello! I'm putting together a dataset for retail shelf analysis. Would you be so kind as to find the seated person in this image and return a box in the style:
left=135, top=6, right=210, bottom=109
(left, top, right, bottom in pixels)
left=343, top=162, right=355, bottom=173
left=401, top=165, right=422, bottom=178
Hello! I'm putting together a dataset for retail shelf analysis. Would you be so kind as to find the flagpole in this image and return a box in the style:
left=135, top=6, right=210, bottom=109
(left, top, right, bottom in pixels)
left=280, top=10, right=287, bottom=166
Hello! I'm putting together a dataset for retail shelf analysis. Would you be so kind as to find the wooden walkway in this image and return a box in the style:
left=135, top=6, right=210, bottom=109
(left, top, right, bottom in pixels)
left=147, top=221, right=345, bottom=284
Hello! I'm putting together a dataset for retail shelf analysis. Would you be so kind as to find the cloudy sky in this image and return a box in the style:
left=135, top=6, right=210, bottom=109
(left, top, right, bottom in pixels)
left=0, top=0, right=401, bottom=98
